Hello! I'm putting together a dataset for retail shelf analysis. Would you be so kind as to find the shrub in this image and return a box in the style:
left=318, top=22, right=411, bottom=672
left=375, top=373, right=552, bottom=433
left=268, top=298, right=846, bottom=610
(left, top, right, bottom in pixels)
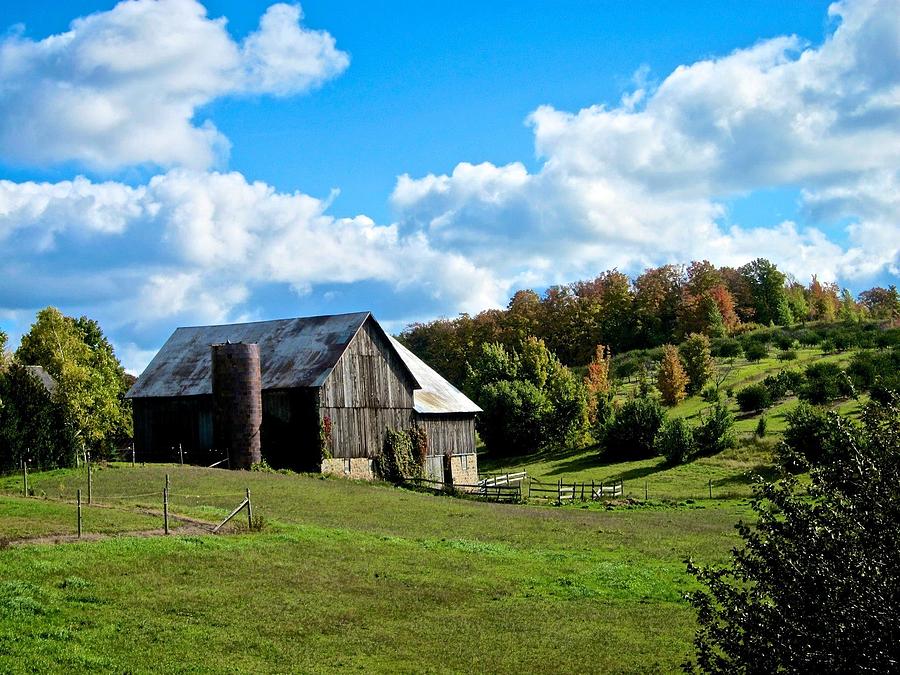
left=820, top=338, right=836, bottom=353
left=777, top=349, right=798, bottom=361
left=712, top=338, right=743, bottom=358
left=774, top=333, right=796, bottom=351
left=601, top=397, right=665, bottom=460
left=755, top=416, right=767, bottom=437
left=736, top=384, right=771, bottom=413
left=693, top=402, right=735, bottom=457
left=779, top=402, right=831, bottom=469
left=763, top=370, right=803, bottom=401
left=701, top=385, right=721, bottom=404
left=477, top=379, right=549, bottom=456
left=656, top=417, right=694, bottom=465
left=743, top=341, right=768, bottom=362
left=796, top=330, right=820, bottom=346
left=799, top=362, right=854, bottom=405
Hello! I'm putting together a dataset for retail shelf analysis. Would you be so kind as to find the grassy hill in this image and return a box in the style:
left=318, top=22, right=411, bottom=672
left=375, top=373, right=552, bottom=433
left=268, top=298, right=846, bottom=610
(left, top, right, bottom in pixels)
left=481, top=344, right=864, bottom=499
left=0, top=463, right=752, bottom=673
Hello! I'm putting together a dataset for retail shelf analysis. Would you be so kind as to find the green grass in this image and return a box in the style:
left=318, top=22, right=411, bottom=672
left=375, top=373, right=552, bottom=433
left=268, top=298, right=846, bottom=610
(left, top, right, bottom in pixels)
left=0, top=464, right=752, bottom=672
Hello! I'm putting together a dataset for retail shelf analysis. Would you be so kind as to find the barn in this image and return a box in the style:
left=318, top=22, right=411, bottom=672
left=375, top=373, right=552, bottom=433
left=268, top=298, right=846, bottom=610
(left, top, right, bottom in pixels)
left=126, top=312, right=481, bottom=485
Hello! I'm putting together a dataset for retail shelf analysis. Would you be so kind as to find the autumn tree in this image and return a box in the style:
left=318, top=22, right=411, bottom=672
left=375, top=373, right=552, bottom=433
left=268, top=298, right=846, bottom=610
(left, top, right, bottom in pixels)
left=634, top=264, right=684, bottom=346
left=584, top=344, right=612, bottom=424
left=679, top=333, right=715, bottom=395
left=858, top=285, right=900, bottom=322
left=657, top=344, right=689, bottom=405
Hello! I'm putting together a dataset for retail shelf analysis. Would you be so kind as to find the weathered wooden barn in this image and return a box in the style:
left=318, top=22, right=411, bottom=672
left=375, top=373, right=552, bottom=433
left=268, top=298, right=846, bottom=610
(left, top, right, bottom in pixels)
left=126, top=312, right=480, bottom=484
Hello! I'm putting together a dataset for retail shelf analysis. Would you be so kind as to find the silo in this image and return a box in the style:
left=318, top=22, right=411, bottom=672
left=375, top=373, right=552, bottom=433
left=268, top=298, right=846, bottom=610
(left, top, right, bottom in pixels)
left=211, top=342, right=262, bottom=470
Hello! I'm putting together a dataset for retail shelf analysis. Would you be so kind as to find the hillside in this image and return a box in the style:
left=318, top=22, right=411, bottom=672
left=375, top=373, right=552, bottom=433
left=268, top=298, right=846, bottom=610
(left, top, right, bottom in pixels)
left=0, top=463, right=751, bottom=672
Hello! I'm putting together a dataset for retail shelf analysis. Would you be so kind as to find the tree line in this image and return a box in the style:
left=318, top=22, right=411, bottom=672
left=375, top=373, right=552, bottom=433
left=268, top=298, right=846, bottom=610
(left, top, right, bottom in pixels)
left=0, top=307, right=133, bottom=473
left=400, top=258, right=900, bottom=385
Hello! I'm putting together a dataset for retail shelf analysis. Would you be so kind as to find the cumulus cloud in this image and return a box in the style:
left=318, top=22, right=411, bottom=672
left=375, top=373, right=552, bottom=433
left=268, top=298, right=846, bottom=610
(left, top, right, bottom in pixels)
left=391, top=0, right=900, bottom=285
left=0, top=169, right=506, bottom=370
left=0, top=0, right=349, bottom=169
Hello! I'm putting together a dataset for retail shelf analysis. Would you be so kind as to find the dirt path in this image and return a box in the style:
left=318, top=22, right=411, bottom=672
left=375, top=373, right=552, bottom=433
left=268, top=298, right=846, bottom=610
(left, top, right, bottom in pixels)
left=7, top=522, right=217, bottom=547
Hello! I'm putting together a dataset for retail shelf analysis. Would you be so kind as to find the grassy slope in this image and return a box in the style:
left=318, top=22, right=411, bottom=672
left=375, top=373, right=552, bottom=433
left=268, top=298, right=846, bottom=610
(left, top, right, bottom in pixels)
left=0, top=464, right=751, bottom=673
left=482, top=346, right=861, bottom=498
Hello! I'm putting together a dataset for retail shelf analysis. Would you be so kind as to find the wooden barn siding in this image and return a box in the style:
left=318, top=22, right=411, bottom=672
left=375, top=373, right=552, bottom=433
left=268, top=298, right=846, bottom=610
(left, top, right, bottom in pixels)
left=419, top=415, right=476, bottom=457
left=320, top=319, right=418, bottom=459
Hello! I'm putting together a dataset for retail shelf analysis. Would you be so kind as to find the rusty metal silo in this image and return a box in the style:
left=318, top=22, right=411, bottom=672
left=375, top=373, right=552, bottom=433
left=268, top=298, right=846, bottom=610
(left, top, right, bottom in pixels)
left=211, top=342, right=262, bottom=470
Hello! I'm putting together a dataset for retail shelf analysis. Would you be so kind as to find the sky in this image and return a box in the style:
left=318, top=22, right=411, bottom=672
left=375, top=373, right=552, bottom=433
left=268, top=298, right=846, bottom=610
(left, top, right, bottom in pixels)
left=0, top=0, right=898, bottom=373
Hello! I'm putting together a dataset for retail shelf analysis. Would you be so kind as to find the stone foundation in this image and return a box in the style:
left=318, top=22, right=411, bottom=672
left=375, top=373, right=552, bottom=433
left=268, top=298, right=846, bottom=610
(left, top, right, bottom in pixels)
left=320, top=457, right=375, bottom=481
left=445, top=453, right=479, bottom=489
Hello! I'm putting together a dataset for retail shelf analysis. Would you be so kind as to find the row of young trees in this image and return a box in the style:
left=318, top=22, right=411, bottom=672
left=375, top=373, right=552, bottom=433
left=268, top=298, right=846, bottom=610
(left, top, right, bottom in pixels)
left=0, top=308, right=133, bottom=472
left=400, top=258, right=900, bottom=384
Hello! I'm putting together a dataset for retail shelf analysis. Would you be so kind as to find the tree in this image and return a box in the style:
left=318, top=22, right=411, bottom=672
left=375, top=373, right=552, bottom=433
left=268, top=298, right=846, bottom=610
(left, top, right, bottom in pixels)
left=739, top=259, right=789, bottom=325
left=656, top=416, right=694, bottom=465
left=858, top=285, right=900, bottom=322
left=16, top=307, right=132, bottom=455
left=584, top=344, right=612, bottom=424
left=657, top=345, right=688, bottom=405
left=687, top=396, right=900, bottom=672
left=799, top=362, right=854, bottom=405
left=600, top=396, right=665, bottom=460
left=735, top=384, right=771, bottom=413
left=679, top=333, right=715, bottom=395
left=693, top=402, right=734, bottom=456
left=634, top=264, right=684, bottom=347
left=742, top=341, right=768, bottom=362
left=465, top=338, right=587, bottom=456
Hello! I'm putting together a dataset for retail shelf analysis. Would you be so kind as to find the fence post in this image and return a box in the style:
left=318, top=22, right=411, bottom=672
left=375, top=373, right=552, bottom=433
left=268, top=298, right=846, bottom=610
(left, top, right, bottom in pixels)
left=77, top=489, right=82, bottom=538
left=645, top=480, right=648, bottom=500
left=708, top=479, right=712, bottom=500
left=88, top=458, right=93, bottom=505
left=163, top=487, right=169, bottom=535
left=165, top=473, right=170, bottom=492
left=246, top=488, right=253, bottom=529
left=22, top=458, right=28, bottom=497
left=131, top=443, right=135, bottom=467
left=179, top=443, right=184, bottom=466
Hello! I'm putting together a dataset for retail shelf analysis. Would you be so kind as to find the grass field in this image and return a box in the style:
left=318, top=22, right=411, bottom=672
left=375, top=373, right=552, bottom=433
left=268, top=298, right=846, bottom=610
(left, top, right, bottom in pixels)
left=0, top=464, right=752, bottom=673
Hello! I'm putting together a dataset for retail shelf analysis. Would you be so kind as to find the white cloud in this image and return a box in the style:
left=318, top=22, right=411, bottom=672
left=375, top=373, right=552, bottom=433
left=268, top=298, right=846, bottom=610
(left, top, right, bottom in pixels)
left=391, top=0, right=900, bottom=285
left=0, top=0, right=349, bottom=170
left=0, top=169, right=507, bottom=372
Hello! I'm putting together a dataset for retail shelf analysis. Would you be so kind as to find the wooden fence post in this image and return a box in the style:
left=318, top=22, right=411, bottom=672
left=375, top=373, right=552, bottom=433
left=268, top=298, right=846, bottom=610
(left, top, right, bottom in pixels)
left=163, top=487, right=169, bottom=535
left=708, top=479, right=712, bottom=500
left=22, top=459, right=28, bottom=497
left=179, top=443, right=184, bottom=466
left=131, top=443, right=135, bottom=467
left=246, top=488, right=253, bottom=529
left=88, top=459, right=93, bottom=505
left=165, top=473, right=170, bottom=492
left=645, top=480, right=648, bottom=500
left=77, top=489, right=82, bottom=538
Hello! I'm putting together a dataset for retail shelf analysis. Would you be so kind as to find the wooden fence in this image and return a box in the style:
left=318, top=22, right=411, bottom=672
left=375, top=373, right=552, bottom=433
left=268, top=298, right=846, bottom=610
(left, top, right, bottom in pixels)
left=528, top=478, right=624, bottom=504
left=410, top=477, right=522, bottom=503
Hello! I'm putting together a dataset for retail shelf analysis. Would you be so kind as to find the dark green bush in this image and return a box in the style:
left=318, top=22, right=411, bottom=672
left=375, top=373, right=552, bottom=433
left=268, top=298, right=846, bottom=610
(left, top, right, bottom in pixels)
left=796, top=330, right=820, bottom=346
left=779, top=402, right=832, bottom=470
left=601, top=397, right=665, bottom=460
left=712, top=338, right=743, bottom=358
left=693, top=402, right=735, bottom=457
left=743, top=341, right=768, bottom=362
left=777, top=349, right=798, bottom=361
left=656, top=417, right=694, bottom=465
left=736, top=384, right=771, bottom=413
left=755, top=416, right=767, bottom=437
left=799, top=362, right=854, bottom=405
left=763, top=370, right=803, bottom=401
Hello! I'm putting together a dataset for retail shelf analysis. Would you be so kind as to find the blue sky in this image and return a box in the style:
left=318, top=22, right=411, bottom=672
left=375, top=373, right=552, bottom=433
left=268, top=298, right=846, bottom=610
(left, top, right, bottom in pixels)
left=0, top=0, right=897, bottom=372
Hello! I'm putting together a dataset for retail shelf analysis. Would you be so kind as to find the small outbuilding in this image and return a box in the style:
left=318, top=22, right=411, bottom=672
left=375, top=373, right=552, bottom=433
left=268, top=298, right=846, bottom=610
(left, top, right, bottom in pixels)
left=126, top=312, right=480, bottom=485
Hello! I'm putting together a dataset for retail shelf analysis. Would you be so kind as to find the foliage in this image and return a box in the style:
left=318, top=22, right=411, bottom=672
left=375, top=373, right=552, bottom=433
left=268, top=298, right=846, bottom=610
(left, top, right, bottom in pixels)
left=847, top=349, right=900, bottom=398
left=318, top=415, right=333, bottom=460
left=600, top=396, right=665, bottom=460
left=754, top=416, right=766, bottom=438
left=15, top=308, right=131, bottom=456
left=692, top=403, right=734, bottom=457
left=687, top=397, right=900, bottom=673
left=761, top=369, right=802, bottom=401
left=679, top=333, right=715, bottom=395
left=584, top=344, right=612, bottom=423
left=776, top=349, right=797, bottom=361
left=657, top=345, right=688, bottom=406
left=799, top=362, right=854, bottom=404
left=711, top=338, right=742, bottom=358
left=779, top=402, right=832, bottom=469
left=738, top=258, right=789, bottom=325
left=466, top=339, right=587, bottom=456
left=0, top=364, right=78, bottom=473
left=735, top=384, right=771, bottom=413
left=375, top=429, right=424, bottom=483
left=655, top=417, right=694, bottom=466
left=741, top=341, right=768, bottom=362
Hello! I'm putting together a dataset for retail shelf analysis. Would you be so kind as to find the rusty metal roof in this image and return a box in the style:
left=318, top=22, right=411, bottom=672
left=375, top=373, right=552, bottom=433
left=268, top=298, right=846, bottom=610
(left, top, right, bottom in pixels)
left=128, top=312, right=375, bottom=398
left=388, top=336, right=482, bottom=415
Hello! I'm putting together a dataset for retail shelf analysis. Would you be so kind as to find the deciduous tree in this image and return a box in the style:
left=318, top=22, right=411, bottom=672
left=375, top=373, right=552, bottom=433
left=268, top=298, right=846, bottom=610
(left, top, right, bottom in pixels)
left=657, top=344, right=688, bottom=405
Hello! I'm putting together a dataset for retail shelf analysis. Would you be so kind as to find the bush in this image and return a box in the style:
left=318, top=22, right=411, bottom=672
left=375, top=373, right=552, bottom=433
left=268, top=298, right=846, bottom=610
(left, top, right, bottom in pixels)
left=712, top=338, right=743, bottom=358
left=701, top=385, right=721, bottom=403
left=693, top=402, right=734, bottom=457
left=687, top=397, right=900, bottom=673
left=762, top=370, right=803, bottom=401
left=780, top=402, right=831, bottom=469
left=477, top=379, right=549, bottom=456
left=656, top=417, right=694, bottom=465
left=799, top=362, right=854, bottom=405
left=743, top=341, right=768, bottom=362
left=777, top=349, right=798, bottom=361
left=755, top=416, right=767, bottom=437
left=736, top=384, right=771, bottom=413
left=774, top=333, right=796, bottom=351
left=601, top=397, right=666, bottom=460
left=796, top=329, right=820, bottom=346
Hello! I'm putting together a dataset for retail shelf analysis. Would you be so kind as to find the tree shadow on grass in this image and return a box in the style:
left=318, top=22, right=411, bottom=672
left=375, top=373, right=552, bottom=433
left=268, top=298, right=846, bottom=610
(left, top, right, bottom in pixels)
left=711, top=463, right=780, bottom=488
